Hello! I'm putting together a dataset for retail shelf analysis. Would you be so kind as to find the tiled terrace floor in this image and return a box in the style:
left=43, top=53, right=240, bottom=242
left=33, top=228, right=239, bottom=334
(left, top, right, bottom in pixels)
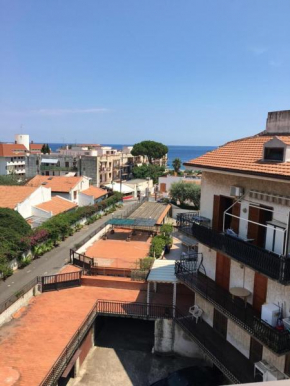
left=85, top=229, right=151, bottom=269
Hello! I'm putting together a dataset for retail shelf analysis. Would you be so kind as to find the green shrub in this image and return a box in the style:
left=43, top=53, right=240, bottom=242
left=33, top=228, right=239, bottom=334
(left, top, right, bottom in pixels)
left=19, top=255, right=32, bottom=268
left=150, top=235, right=166, bottom=258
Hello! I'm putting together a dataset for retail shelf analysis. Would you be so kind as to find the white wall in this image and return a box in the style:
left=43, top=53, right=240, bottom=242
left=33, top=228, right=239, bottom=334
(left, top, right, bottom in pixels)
left=78, top=192, right=94, bottom=207
left=195, top=293, right=214, bottom=327
left=227, top=319, right=251, bottom=358
left=16, top=186, right=51, bottom=219
left=200, top=171, right=290, bottom=226
left=31, top=206, right=52, bottom=219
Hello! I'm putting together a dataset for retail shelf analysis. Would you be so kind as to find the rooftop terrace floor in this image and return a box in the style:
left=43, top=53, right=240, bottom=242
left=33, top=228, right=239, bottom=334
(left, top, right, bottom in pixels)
left=85, top=228, right=151, bottom=269
left=0, top=280, right=194, bottom=386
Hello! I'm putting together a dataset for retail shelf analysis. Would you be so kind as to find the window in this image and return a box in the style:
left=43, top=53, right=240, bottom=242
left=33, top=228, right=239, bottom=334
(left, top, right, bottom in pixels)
left=65, top=162, right=69, bottom=167
left=73, top=191, right=77, bottom=200
left=264, top=147, right=284, bottom=161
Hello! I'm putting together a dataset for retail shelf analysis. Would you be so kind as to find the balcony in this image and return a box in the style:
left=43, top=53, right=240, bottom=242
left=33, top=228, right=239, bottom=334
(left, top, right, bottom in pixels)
left=177, top=213, right=290, bottom=284
left=175, top=260, right=290, bottom=355
left=175, top=309, right=255, bottom=384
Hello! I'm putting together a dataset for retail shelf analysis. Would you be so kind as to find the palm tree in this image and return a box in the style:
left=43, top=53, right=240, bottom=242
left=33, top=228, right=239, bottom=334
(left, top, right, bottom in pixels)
left=172, top=158, right=182, bottom=173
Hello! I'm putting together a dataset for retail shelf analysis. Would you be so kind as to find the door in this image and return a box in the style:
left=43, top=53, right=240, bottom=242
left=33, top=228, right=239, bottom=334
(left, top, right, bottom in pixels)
left=252, top=273, right=268, bottom=313
left=249, top=337, right=263, bottom=364
left=213, top=309, right=228, bottom=339
left=247, top=205, right=273, bottom=248
left=212, top=195, right=235, bottom=232
left=160, top=183, right=166, bottom=193
left=215, top=253, right=231, bottom=291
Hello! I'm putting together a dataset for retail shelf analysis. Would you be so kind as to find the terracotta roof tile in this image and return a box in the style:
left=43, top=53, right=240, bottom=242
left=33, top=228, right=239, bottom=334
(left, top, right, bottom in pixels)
left=35, top=196, right=77, bottom=216
left=81, top=186, right=107, bottom=200
left=0, top=186, right=37, bottom=209
left=26, top=175, right=83, bottom=192
left=184, top=134, right=290, bottom=179
left=0, top=143, right=27, bottom=157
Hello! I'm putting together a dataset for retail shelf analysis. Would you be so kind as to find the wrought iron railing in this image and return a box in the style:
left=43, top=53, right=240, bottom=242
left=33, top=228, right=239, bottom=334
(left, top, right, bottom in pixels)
left=41, top=271, right=82, bottom=292
left=174, top=308, right=253, bottom=384
left=70, top=250, right=94, bottom=273
left=175, top=261, right=290, bottom=354
left=177, top=213, right=290, bottom=284
left=97, top=300, right=174, bottom=319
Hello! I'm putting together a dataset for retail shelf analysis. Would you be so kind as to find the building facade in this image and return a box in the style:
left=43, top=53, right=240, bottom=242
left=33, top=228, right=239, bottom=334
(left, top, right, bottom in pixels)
left=177, top=110, right=290, bottom=382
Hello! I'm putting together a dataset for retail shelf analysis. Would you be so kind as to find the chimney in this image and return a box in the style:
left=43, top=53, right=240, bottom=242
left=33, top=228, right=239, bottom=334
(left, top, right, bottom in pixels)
left=266, top=110, right=290, bottom=134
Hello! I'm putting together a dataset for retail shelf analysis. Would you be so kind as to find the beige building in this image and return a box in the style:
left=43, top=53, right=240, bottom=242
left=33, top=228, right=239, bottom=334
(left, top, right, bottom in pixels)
left=177, top=110, right=290, bottom=382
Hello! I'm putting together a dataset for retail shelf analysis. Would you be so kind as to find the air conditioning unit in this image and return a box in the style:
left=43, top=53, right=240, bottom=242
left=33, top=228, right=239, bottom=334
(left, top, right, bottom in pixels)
left=254, top=360, right=287, bottom=382
left=230, top=186, right=244, bottom=197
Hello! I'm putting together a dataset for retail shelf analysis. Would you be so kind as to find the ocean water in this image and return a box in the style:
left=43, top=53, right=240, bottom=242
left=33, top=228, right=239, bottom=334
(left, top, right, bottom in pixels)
left=48, top=143, right=216, bottom=169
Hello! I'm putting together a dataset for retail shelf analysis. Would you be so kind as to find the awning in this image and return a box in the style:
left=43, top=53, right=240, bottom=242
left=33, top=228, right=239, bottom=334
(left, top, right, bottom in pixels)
left=147, top=260, right=178, bottom=283
left=106, top=217, right=156, bottom=227
left=41, top=158, right=58, bottom=164
left=105, top=183, right=134, bottom=194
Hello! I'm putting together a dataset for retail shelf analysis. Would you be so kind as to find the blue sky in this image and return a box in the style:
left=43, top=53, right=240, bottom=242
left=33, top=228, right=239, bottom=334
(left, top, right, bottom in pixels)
left=1, top=0, right=290, bottom=146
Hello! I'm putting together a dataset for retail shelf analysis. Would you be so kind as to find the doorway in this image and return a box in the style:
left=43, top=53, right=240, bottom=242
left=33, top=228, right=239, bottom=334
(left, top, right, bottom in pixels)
left=213, top=309, right=228, bottom=339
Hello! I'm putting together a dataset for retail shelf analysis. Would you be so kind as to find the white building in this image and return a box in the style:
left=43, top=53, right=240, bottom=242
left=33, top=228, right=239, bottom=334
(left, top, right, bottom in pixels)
left=0, top=135, right=43, bottom=176
left=26, top=175, right=91, bottom=203
left=177, top=110, right=290, bottom=382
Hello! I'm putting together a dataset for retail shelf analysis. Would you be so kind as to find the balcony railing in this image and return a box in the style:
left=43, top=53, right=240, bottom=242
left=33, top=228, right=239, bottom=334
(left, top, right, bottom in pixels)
left=175, top=260, right=290, bottom=354
left=177, top=213, right=290, bottom=284
left=175, top=308, right=254, bottom=384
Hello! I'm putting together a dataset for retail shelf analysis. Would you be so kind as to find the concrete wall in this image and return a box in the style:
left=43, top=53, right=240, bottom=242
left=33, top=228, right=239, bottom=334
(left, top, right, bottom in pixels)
left=194, top=293, right=214, bottom=327
left=227, top=319, right=251, bottom=358
left=0, top=284, right=40, bottom=327
left=154, top=319, right=204, bottom=359
left=262, top=347, right=286, bottom=373
left=0, top=158, right=8, bottom=175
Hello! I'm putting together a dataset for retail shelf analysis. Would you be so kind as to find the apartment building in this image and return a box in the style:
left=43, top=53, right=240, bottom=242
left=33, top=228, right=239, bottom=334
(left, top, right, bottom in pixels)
left=26, top=144, right=144, bottom=186
left=0, top=134, right=43, bottom=176
left=177, top=110, right=290, bottom=382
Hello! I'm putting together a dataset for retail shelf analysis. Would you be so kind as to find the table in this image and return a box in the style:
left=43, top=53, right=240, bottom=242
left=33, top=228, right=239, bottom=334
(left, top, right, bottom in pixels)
left=229, top=287, right=251, bottom=307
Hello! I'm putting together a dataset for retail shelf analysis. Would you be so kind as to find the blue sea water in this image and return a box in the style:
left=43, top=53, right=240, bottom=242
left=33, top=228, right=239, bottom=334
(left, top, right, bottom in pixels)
left=48, top=143, right=216, bottom=169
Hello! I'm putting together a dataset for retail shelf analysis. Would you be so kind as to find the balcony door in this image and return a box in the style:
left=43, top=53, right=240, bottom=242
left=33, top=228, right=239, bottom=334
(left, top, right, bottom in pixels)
left=215, top=253, right=231, bottom=291
left=212, top=195, right=240, bottom=233
left=247, top=205, right=273, bottom=248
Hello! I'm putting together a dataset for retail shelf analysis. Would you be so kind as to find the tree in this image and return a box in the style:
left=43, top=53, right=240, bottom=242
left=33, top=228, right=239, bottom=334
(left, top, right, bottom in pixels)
left=132, top=164, right=165, bottom=184
left=170, top=181, right=201, bottom=208
left=172, top=158, right=182, bottom=173
left=131, top=141, right=168, bottom=164
left=41, top=144, right=50, bottom=154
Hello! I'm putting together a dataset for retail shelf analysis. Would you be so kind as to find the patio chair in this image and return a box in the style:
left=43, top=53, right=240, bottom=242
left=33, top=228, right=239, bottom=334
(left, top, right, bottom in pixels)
left=189, top=305, right=203, bottom=323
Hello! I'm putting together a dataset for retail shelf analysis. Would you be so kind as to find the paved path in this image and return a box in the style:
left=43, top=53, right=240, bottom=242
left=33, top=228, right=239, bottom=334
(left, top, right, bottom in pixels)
left=0, top=203, right=134, bottom=304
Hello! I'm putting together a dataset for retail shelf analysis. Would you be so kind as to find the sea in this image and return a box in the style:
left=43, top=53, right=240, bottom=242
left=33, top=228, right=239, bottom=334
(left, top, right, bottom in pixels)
left=48, top=144, right=216, bottom=169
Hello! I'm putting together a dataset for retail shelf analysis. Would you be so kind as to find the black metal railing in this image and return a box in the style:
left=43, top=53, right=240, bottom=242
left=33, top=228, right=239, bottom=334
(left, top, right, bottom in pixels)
left=97, top=300, right=174, bottom=319
left=41, top=271, right=82, bottom=292
left=175, top=260, right=290, bottom=354
left=70, top=250, right=94, bottom=273
left=0, top=277, right=40, bottom=315
left=175, top=308, right=254, bottom=384
left=177, top=213, right=290, bottom=284
left=40, top=302, right=97, bottom=386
